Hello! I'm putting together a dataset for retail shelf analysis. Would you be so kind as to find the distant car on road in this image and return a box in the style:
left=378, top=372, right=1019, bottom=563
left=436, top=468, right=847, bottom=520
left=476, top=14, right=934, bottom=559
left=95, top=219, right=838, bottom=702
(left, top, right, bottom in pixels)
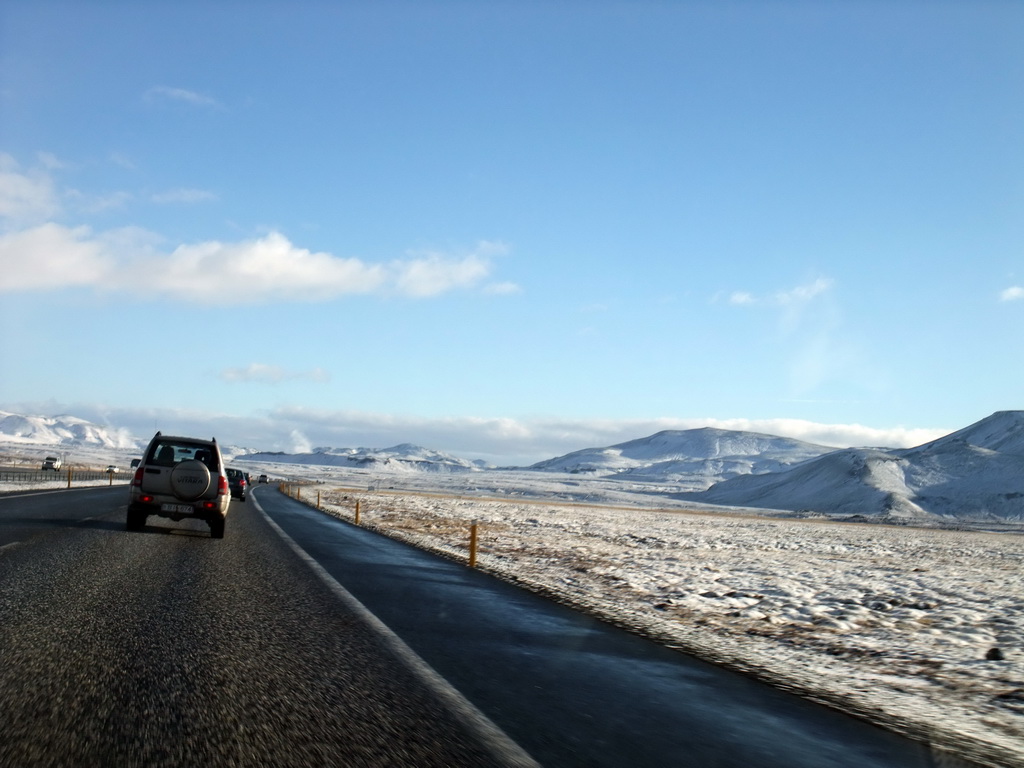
left=226, top=468, right=247, bottom=502
left=258, top=474, right=269, bottom=484
left=105, top=465, right=119, bottom=474
left=42, top=456, right=62, bottom=471
left=127, top=432, right=231, bottom=538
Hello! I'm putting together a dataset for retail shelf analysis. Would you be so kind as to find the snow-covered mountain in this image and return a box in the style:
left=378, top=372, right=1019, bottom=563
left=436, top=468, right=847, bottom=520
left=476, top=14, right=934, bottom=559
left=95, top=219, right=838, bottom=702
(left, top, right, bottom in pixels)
left=4, top=406, right=1021, bottom=521
left=904, top=409, right=1024, bottom=457
left=528, top=428, right=835, bottom=490
left=686, top=412, right=1024, bottom=521
left=242, top=443, right=484, bottom=473
left=0, top=410, right=140, bottom=450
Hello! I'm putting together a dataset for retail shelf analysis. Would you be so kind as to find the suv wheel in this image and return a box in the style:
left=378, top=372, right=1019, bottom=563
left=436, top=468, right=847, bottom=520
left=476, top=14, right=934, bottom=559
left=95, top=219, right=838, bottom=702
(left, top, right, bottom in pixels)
left=209, top=516, right=225, bottom=539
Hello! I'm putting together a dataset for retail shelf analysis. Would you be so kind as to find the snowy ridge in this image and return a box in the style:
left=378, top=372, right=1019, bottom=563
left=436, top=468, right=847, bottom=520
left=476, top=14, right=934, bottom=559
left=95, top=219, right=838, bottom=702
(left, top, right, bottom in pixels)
left=689, top=411, right=1024, bottom=520
left=0, top=410, right=140, bottom=450
left=689, top=449, right=930, bottom=518
left=528, top=428, right=835, bottom=489
left=904, top=410, right=1024, bottom=457
left=242, top=444, right=482, bottom=474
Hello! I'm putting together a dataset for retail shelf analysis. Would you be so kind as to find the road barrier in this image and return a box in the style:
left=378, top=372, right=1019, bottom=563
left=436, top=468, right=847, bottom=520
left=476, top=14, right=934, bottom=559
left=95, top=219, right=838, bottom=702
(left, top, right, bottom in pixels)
left=0, top=468, right=131, bottom=485
left=279, top=485, right=484, bottom=568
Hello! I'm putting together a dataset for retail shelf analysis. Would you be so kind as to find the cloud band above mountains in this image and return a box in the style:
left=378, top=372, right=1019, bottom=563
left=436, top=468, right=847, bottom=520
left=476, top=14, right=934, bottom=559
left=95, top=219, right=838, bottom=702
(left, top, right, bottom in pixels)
left=1, top=401, right=952, bottom=467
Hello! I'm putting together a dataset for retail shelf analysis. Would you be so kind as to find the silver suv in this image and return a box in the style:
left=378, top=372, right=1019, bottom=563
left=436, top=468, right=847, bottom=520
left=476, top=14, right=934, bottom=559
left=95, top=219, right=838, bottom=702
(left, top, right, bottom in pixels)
left=127, top=432, right=231, bottom=538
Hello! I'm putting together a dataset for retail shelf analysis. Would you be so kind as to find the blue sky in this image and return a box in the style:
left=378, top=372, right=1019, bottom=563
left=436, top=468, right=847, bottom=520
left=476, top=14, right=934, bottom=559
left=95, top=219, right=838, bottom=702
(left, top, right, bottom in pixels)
left=1, top=1, right=1021, bottom=464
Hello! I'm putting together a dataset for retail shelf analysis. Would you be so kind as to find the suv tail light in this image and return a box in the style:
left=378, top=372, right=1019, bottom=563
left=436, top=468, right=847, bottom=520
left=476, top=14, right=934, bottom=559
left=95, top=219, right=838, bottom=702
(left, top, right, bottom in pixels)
left=218, top=475, right=228, bottom=496
left=132, top=467, right=144, bottom=487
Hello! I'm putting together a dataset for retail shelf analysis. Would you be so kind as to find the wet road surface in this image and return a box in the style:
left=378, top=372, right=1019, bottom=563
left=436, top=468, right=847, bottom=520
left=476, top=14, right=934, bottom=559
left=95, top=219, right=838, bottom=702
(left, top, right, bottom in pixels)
left=256, top=487, right=957, bottom=768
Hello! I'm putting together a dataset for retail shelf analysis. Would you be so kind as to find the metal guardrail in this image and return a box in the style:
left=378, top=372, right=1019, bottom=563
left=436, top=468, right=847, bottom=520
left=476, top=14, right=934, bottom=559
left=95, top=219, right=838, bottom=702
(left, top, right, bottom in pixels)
left=0, top=470, right=131, bottom=483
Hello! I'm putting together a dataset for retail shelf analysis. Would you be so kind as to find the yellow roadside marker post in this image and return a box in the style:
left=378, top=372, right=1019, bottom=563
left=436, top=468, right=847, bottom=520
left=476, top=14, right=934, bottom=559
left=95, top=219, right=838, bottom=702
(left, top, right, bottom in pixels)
left=469, top=521, right=479, bottom=568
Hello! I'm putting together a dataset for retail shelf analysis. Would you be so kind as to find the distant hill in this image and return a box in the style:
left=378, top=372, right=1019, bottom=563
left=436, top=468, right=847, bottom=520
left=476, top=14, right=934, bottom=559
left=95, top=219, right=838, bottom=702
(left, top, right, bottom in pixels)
left=528, top=428, right=836, bottom=490
left=0, top=411, right=140, bottom=450
left=4, top=407, right=1020, bottom=521
left=241, top=443, right=483, bottom=473
left=685, top=412, right=1024, bottom=521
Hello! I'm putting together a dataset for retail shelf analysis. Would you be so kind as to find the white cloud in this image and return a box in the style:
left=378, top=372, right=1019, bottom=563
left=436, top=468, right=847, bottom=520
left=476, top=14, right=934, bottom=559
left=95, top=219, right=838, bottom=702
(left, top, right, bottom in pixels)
left=728, top=291, right=754, bottom=305
left=696, top=417, right=944, bottom=451
left=0, top=154, right=60, bottom=225
left=393, top=253, right=489, bottom=297
left=146, top=232, right=388, bottom=302
left=721, top=276, right=858, bottom=390
left=152, top=188, right=219, bottom=204
left=69, top=189, right=134, bottom=214
left=36, top=152, right=64, bottom=170
left=775, top=277, right=834, bottom=305
left=289, top=430, right=313, bottom=454
left=1000, top=286, right=1023, bottom=302
left=109, top=152, right=137, bottom=170
left=145, top=86, right=220, bottom=108
left=394, top=241, right=508, bottom=297
left=723, top=278, right=834, bottom=308
left=484, top=281, right=521, bottom=295
left=1, top=156, right=133, bottom=222
left=0, top=224, right=509, bottom=304
left=220, top=364, right=330, bottom=384
left=0, top=223, right=110, bottom=290
left=0, top=154, right=512, bottom=303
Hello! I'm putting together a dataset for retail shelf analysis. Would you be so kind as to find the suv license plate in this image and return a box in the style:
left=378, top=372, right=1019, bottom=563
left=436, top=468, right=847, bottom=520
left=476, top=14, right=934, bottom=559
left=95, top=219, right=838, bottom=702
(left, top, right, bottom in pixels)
left=161, top=503, right=194, bottom=515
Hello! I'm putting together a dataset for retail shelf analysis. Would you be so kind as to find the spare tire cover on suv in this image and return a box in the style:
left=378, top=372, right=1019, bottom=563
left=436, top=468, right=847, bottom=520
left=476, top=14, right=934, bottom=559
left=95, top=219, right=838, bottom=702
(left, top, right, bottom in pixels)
left=170, top=460, right=212, bottom=500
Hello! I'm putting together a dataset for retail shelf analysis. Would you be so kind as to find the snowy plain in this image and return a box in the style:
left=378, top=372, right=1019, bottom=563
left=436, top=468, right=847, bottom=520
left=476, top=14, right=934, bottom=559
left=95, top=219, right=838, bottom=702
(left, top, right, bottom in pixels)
left=2, top=439, right=1022, bottom=767
left=240, top=460, right=1024, bottom=768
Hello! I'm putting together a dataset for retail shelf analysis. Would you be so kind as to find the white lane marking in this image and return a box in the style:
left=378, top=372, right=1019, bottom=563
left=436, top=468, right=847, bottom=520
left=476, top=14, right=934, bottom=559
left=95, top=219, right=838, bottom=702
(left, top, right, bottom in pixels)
left=252, top=496, right=540, bottom=768
left=0, top=541, right=22, bottom=552
left=0, top=486, right=124, bottom=500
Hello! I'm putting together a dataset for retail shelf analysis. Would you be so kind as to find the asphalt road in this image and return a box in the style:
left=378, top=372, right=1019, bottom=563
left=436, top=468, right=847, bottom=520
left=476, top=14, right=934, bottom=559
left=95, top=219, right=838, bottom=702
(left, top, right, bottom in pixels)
left=0, top=484, right=975, bottom=767
left=0, top=486, right=533, bottom=767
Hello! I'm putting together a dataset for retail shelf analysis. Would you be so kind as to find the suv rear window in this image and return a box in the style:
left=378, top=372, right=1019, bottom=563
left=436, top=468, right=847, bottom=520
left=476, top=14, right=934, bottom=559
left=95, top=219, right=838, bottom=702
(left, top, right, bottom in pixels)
left=147, top=439, right=220, bottom=470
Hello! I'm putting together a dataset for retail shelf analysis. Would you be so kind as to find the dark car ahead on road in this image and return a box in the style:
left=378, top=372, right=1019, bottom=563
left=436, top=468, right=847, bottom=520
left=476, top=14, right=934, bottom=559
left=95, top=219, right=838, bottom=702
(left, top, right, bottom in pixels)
left=227, top=468, right=247, bottom=502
